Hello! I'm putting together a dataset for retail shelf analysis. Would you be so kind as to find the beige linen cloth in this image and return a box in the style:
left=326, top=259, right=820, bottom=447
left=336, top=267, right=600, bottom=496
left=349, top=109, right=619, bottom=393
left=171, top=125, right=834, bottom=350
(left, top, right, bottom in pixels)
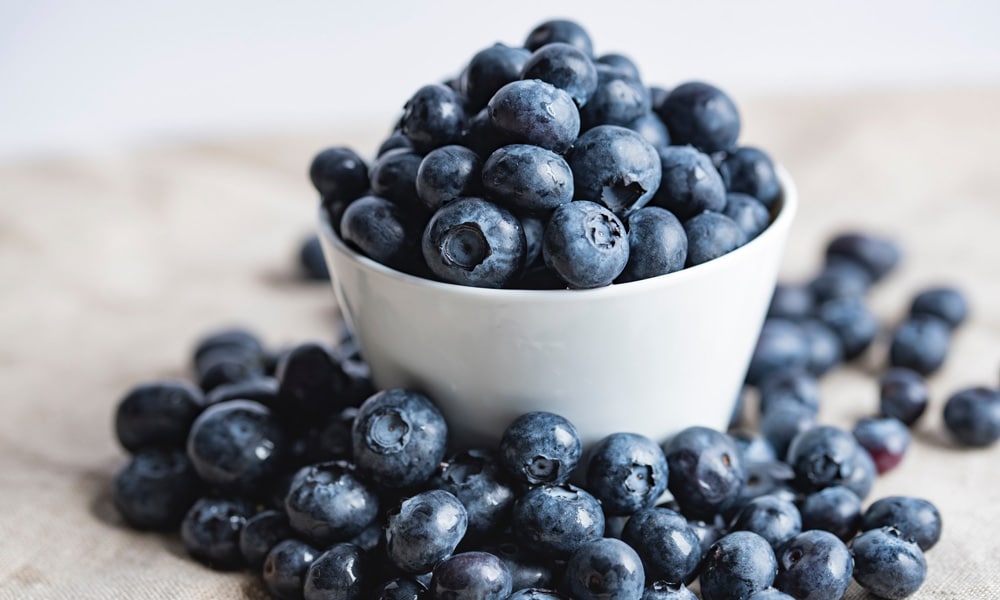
left=1, top=90, right=998, bottom=599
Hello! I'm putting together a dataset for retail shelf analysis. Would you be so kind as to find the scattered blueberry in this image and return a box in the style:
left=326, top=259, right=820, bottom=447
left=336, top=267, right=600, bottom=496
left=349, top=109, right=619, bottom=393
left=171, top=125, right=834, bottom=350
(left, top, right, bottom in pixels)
left=275, top=342, right=349, bottom=422
left=809, top=257, right=872, bottom=303
left=786, top=425, right=867, bottom=494
left=621, top=507, right=701, bottom=584
left=113, top=448, right=201, bottom=531
left=303, top=543, right=368, bottom=600
left=757, top=369, right=820, bottom=416
left=596, top=53, right=641, bottom=81
left=374, top=576, right=428, bottom=600
left=746, top=318, right=810, bottom=386
left=853, top=417, right=911, bottom=474
left=773, top=530, right=853, bottom=600
left=825, top=232, right=901, bottom=283
left=432, top=449, right=516, bottom=540
left=879, top=368, right=929, bottom=426
left=564, top=537, right=646, bottom=600
left=512, top=483, right=605, bottom=558
left=698, top=531, right=777, bottom=600
left=239, top=509, right=295, bottom=570
left=799, top=318, right=844, bottom=377
left=284, top=461, right=380, bottom=546
left=299, top=234, right=330, bottom=281
left=766, top=284, right=815, bottom=321
left=585, top=432, right=669, bottom=515
left=641, top=581, right=698, bottom=600
left=759, top=399, right=817, bottom=461
left=729, top=495, right=802, bottom=551
left=180, top=496, right=256, bottom=570
left=889, top=314, right=951, bottom=375
left=663, top=426, right=746, bottom=521
left=487, top=540, right=557, bottom=591
left=861, top=496, right=942, bottom=551
left=942, top=386, right=1000, bottom=447
left=429, top=551, right=513, bottom=599
left=385, top=489, right=468, bottom=574
left=851, top=527, right=927, bottom=600
left=262, top=538, right=319, bottom=600
left=816, top=296, right=880, bottom=360
left=909, top=286, right=968, bottom=329
left=499, top=411, right=581, bottom=486
left=115, top=380, right=205, bottom=452
left=799, top=485, right=862, bottom=542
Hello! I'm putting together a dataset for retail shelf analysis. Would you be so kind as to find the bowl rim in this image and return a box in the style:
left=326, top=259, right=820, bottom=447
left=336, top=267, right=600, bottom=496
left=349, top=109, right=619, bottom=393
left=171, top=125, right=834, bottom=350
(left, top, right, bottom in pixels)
left=319, top=163, right=797, bottom=301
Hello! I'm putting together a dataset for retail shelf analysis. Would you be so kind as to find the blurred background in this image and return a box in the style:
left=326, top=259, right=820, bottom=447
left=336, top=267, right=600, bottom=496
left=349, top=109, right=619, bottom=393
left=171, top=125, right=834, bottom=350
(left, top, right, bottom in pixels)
left=3, top=0, right=1000, bottom=161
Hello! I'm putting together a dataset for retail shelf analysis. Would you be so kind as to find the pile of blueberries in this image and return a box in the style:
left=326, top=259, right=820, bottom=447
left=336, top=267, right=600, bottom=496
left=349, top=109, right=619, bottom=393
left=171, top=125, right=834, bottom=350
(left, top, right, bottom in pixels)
left=312, top=19, right=781, bottom=289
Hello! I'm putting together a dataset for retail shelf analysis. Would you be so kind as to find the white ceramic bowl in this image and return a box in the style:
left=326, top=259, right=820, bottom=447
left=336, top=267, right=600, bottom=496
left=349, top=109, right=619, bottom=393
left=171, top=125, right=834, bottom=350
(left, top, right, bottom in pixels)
left=319, top=167, right=797, bottom=446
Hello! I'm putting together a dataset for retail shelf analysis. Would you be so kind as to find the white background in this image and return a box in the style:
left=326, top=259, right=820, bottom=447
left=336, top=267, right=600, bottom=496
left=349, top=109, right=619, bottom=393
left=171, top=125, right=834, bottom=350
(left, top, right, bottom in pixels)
left=3, top=0, right=1000, bottom=160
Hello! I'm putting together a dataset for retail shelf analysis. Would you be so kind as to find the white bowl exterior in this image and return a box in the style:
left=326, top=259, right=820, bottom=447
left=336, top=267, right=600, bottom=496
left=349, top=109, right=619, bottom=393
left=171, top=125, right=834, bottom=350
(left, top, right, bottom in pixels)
left=320, top=168, right=797, bottom=445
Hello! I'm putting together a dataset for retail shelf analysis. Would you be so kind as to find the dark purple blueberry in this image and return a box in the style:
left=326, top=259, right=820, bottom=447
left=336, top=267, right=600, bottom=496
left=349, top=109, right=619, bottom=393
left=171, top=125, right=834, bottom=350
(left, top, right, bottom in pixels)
left=596, top=53, right=641, bottom=80
left=339, top=194, right=424, bottom=273
left=767, top=284, right=815, bottom=321
left=581, top=70, right=652, bottom=129
left=759, top=400, right=817, bottom=460
left=773, top=530, right=852, bottom=600
left=824, top=232, right=901, bottom=283
left=564, top=538, right=645, bottom=600
left=586, top=432, right=669, bottom=516
left=722, top=193, right=770, bottom=240
left=624, top=111, right=671, bottom=152
left=853, top=417, right=911, bottom=474
left=488, top=80, right=580, bottom=153
left=284, top=461, right=379, bottom=546
left=719, top=147, right=781, bottom=209
left=816, top=296, right=879, bottom=360
left=542, top=200, right=631, bottom=289
left=275, top=343, right=349, bottom=422
left=641, top=581, right=698, bottom=599
left=809, top=257, right=872, bottom=304
left=651, top=145, right=726, bottom=220
left=303, top=543, right=368, bottom=600
left=757, top=370, right=820, bottom=416
left=309, top=146, right=369, bottom=204
left=684, top=211, right=746, bottom=267
left=429, top=552, right=512, bottom=599
left=239, top=509, right=294, bottom=570
left=415, top=145, right=483, bottom=212
left=482, top=144, right=574, bottom=214
left=374, top=577, right=428, bottom=600
left=432, top=449, right=516, bottom=540
left=115, top=380, right=205, bottom=452
left=400, top=84, right=467, bottom=153
left=879, top=368, right=928, bottom=426
left=352, top=389, right=448, bottom=488
left=851, top=527, right=927, bottom=600
left=730, top=496, right=801, bottom=551
left=512, top=484, right=605, bottom=559
left=658, top=82, right=741, bottom=154
left=909, top=286, right=968, bottom=329
left=786, top=425, right=866, bottom=494
left=524, top=19, right=594, bottom=57
left=621, top=507, right=701, bottom=585
left=113, top=448, right=201, bottom=531
left=617, top=206, right=687, bottom=282
left=263, top=539, right=319, bottom=600
left=522, top=42, right=598, bottom=107
left=698, top=531, right=776, bottom=600
left=386, top=489, right=468, bottom=574
left=378, top=130, right=414, bottom=157
left=799, top=486, right=862, bottom=542
left=943, top=386, right=1000, bottom=447
left=663, top=426, right=746, bottom=521
left=799, top=318, right=844, bottom=377
left=567, top=125, right=661, bottom=216
left=185, top=399, right=287, bottom=493
left=462, top=43, right=531, bottom=111
left=861, top=496, right=942, bottom=551
left=889, top=314, right=951, bottom=375
left=369, top=149, right=425, bottom=210
left=205, top=377, right=279, bottom=410
left=499, top=411, right=581, bottom=486
left=180, top=496, right=256, bottom=570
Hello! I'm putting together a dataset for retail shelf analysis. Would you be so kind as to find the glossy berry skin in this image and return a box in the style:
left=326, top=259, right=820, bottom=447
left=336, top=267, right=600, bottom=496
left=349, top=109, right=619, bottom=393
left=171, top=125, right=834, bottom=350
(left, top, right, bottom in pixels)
left=746, top=590, right=795, bottom=600
left=586, top=432, right=669, bottom=516
left=760, top=400, right=817, bottom=461
left=401, top=84, right=467, bottom=153
left=488, top=80, right=580, bottom=153
left=851, top=527, right=927, bottom=600
left=386, top=489, right=468, bottom=574
left=239, top=509, right=294, bottom=570
left=462, top=43, right=531, bottom=111
left=582, top=71, right=651, bottom=129
left=482, top=144, right=574, bottom=213
left=720, top=146, right=781, bottom=209
left=799, top=319, right=844, bottom=377
left=684, top=211, right=746, bottom=267
left=194, top=344, right=265, bottom=393
left=429, top=551, right=513, bottom=599
left=943, top=386, right=1000, bottom=447
left=564, top=538, right=645, bottom=600
left=567, top=125, right=661, bottom=216
left=524, top=19, right=594, bottom=56
left=909, top=286, right=968, bottom=329
left=352, top=388, right=448, bottom=488
left=487, top=540, right=557, bottom=590
left=207, top=376, right=279, bottom=409
left=730, top=496, right=802, bottom=551
left=746, top=318, right=810, bottom=386
left=641, top=581, right=698, bottom=599
left=513, top=483, right=605, bottom=559
left=309, top=146, right=369, bottom=203
left=658, top=82, right=741, bottom=154
left=773, top=530, right=852, bottom=600
left=303, top=543, right=368, bottom=600
left=369, top=149, right=425, bottom=209
left=543, top=201, right=630, bottom=289
left=340, top=194, right=424, bottom=273
left=663, top=426, right=746, bottom=521
left=113, top=448, right=201, bottom=531
left=786, top=425, right=867, bottom=494
left=852, top=417, right=910, bottom=473
left=626, top=112, right=671, bottom=152
left=115, top=380, right=205, bottom=452
left=263, top=539, right=319, bottom=600
left=185, top=399, right=287, bottom=493
left=723, top=193, right=770, bottom=240
left=879, top=368, right=928, bottom=426
left=799, top=486, right=862, bottom=542
left=618, top=206, right=687, bottom=283
left=651, top=145, right=726, bottom=219
left=621, top=508, right=701, bottom=585
left=816, top=296, right=879, bottom=360
left=698, top=531, right=777, bottom=600
left=889, top=315, right=951, bottom=375
left=767, top=284, right=815, bottom=321
left=180, top=496, right=256, bottom=570
left=275, top=343, right=348, bottom=422
left=415, top=145, right=483, bottom=212
left=861, top=496, right=942, bottom=551
left=824, top=232, right=901, bottom=283
left=522, top=42, right=598, bottom=107
left=758, top=370, right=820, bottom=416
left=374, top=577, right=428, bottom=600
left=432, top=449, right=516, bottom=540
left=499, top=411, right=581, bottom=486
left=284, top=461, right=380, bottom=546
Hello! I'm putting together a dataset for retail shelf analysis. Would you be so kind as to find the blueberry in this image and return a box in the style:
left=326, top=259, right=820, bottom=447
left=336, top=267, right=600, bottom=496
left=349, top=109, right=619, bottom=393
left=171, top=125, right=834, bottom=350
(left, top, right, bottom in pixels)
left=400, top=84, right=467, bottom=153
left=861, top=496, right=942, bottom=551
left=746, top=318, right=810, bottom=386
left=658, top=82, right=741, bottom=154
left=524, top=19, right=594, bottom=57
left=542, top=201, right=630, bottom=288
left=746, top=590, right=795, bottom=600
left=624, top=111, right=671, bottom=152
left=909, top=286, right=968, bottom=329
left=113, top=448, right=201, bottom=530
left=415, top=145, right=483, bottom=212
left=799, top=319, right=844, bottom=377
left=663, top=426, right=746, bottom=521
left=731, top=430, right=778, bottom=465
left=851, top=527, right=927, bottom=599
left=567, top=125, right=662, bottom=216
left=298, top=234, right=330, bottom=281
left=300, top=406, right=357, bottom=464
left=180, top=496, right=256, bottom=570
left=564, top=537, right=645, bottom=600
left=852, top=417, right=911, bottom=474
left=194, top=345, right=266, bottom=393
left=698, top=531, right=777, bottom=600
left=786, top=425, right=866, bottom=494
left=512, top=483, right=605, bottom=559
left=730, top=496, right=802, bottom=550
left=463, top=107, right=513, bottom=159
left=340, top=194, right=424, bottom=273
left=621, top=507, right=701, bottom=584
left=429, top=551, right=513, bottom=599
left=759, top=400, right=817, bottom=461
left=386, top=489, right=468, bottom=574
left=352, top=388, right=448, bottom=488
left=641, top=581, right=698, bottom=600
left=521, top=214, right=545, bottom=268
left=488, top=80, right=580, bottom=153
left=596, top=53, right=641, bottom=81
left=263, top=539, right=319, bottom=600
left=378, top=130, right=414, bottom=157
left=374, top=576, right=428, bottom=600
left=522, top=42, right=598, bottom=107
left=719, top=147, right=781, bottom=209
left=506, top=590, right=570, bottom=600
left=617, top=206, right=687, bottom=282
left=816, top=296, right=879, bottom=360
left=842, top=445, right=877, bottom=501
left=193, top=326, right=265, bottom=365
left=239, top=509, right=294, bottom=570
left=586, top=432, right=669, bottom=516
left=733, top=461, right=797, bottom=511
left=686, top=517, right=724, bottom=558
left=581, top=70, right=652, bottom=129
left=499, top=411, right=582, bottom=486
left=809, top=257, right=872, bottom=303
left=275, top=343, right=349, bottom=422
left=767, top=284, right=815, bottom=321
left=185, top=399, right=287, bottom=493
left=684, top=211, right=746, bottom=267
left=284, top=461, right=380, bottom=546
left=799, top=486, right=862, bottom=542
left=773, top=530, right=852, bottom=600
left=824, top=232, right=901, bottom=283
left=432, top=449, right=516, bottom=539
left=462, top=43, right=531, bottom=111
left=758, top=370, right=820, bottom=416
left=651, top=145, right=726, bottom=219
left=303, top=543, right=368, bottom=600
left=369, top=149, right=425, bottom=209
left=486, top=540, right=557, bottom=590
left=309, top=146, right=369, bottom=203
left=881, top=367, right=930, bottom=425
left=422, top=197, right=527, bottom=288
left=115, top=380, right=205, bottom=453
left=943, top=386, right=1000, bottom=447
left=722, top=193, right=770, bottom=240
left=889, top=314, right=951, bottom=375
left=482, top=144, right=574, bottom=213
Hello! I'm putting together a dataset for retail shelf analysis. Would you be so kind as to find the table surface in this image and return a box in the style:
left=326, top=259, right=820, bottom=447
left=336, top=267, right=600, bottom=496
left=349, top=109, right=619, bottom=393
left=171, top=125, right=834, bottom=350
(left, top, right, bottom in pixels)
left=1, top=89, right=999, bottom=599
